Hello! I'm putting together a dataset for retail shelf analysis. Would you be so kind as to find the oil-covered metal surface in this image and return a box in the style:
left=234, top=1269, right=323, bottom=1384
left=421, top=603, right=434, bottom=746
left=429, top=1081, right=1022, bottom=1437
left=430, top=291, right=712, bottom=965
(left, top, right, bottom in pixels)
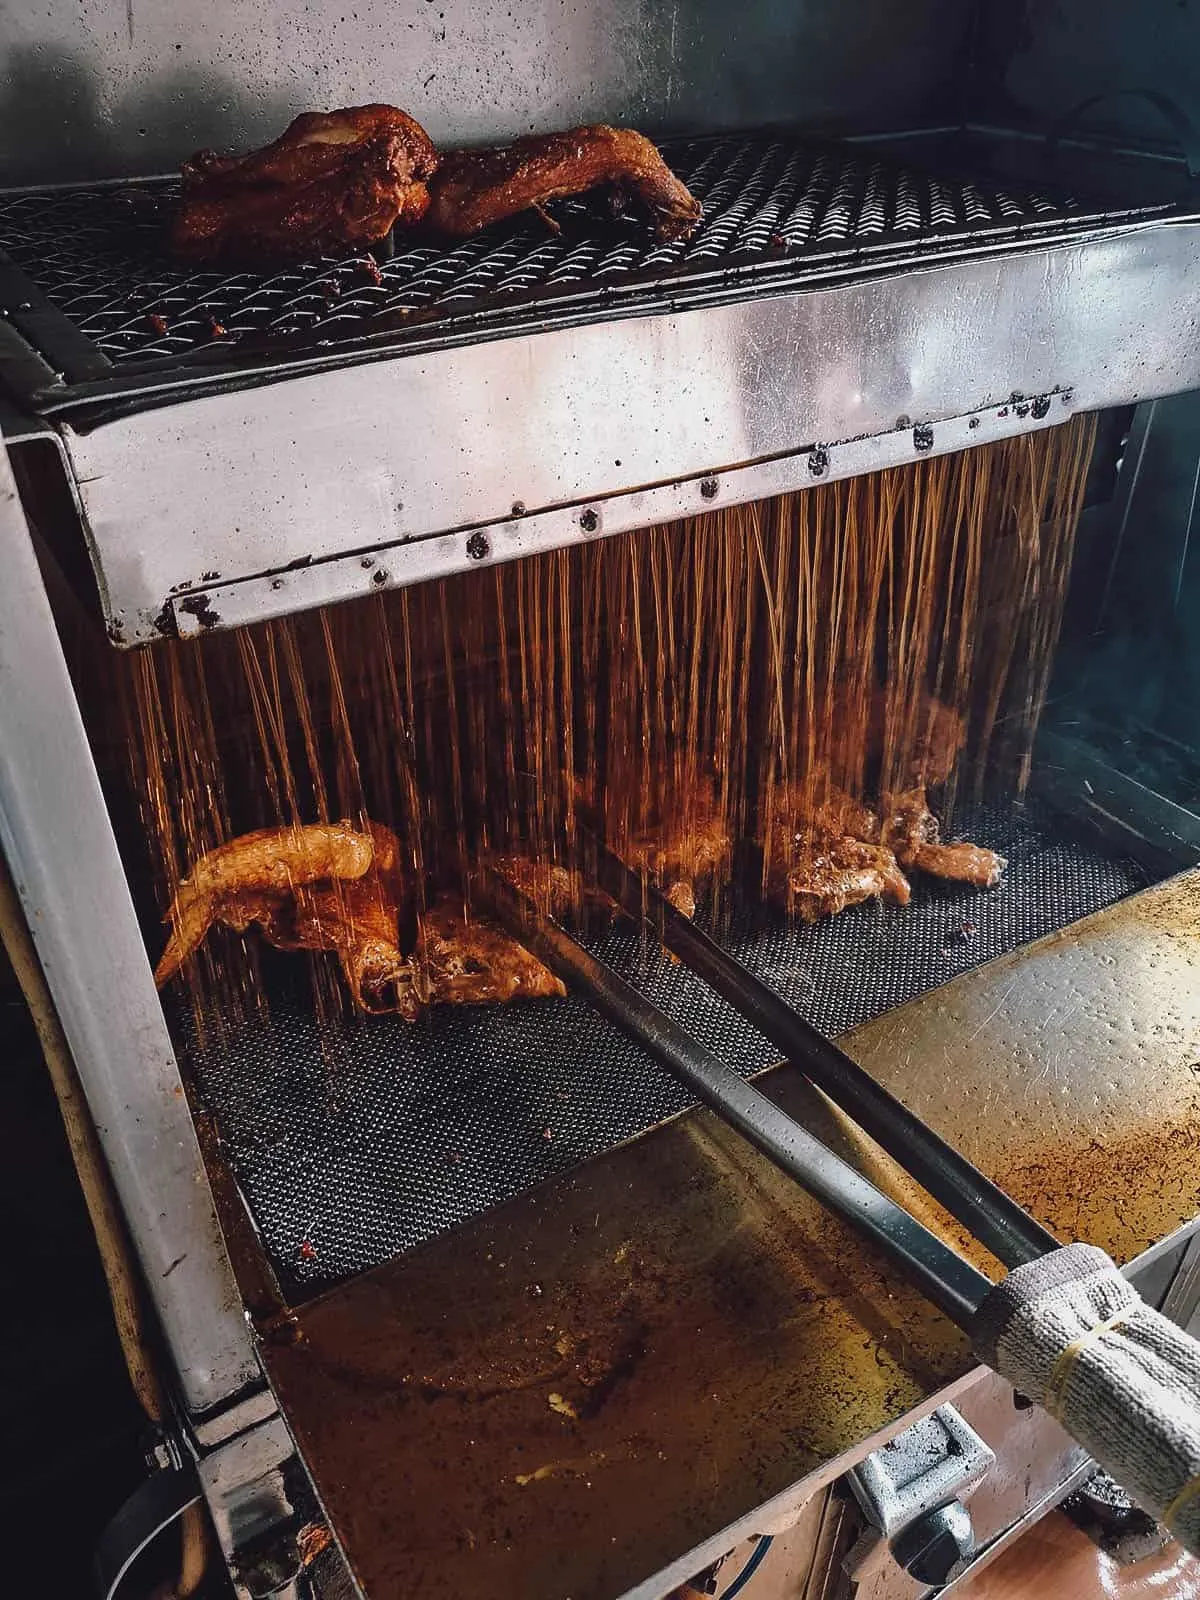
left=261, top=874, right=1200, bottom=1600
left=0, top=0, right=972, bottom=187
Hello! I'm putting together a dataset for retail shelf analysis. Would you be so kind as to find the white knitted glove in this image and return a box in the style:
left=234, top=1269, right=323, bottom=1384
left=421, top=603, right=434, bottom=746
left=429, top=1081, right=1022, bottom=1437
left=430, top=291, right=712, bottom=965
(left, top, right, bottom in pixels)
left=970, top=1242, right=1200, bottom=1554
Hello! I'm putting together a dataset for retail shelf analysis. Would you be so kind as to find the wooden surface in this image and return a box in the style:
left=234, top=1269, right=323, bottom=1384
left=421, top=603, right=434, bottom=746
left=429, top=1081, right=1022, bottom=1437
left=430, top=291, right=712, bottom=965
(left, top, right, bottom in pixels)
left=960, top=1514, right=1200, bottom=1599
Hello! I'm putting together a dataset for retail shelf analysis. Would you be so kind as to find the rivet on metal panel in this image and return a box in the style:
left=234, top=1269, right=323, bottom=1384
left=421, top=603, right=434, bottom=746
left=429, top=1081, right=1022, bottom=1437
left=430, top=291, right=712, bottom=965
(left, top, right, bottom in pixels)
left=808, top=447, right=830, bottom=478
left=360, top=557, right=374, bottom=569
left=511, top=501, right=526, bottom=517
left=700, top=477, right=719, bottom=501
left=466, top=531, right=490, bottom=560
left=372, top=569, right=388, bottom=586
left=913, top=423, right=934, bottom=452
left=968, top=417, right=981, bottom=430
left=270, top=578, right=284, bottom=591
left=1031, top=395, right=1051, bottom=420
left=579, top=507, right=600, bottom=533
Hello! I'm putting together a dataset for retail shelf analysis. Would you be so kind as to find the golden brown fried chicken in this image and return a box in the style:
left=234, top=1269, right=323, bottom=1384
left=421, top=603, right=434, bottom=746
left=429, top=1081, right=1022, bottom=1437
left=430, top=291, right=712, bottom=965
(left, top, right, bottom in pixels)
left=154, top=821, right=421, bottom=1015
left=416, top=897, right=566, bottom=1008
left=155, top=824, right=567, bottom=1019
left=764, top=778, right=1004, bottom=920
left=424, top=125, right=701, bottom=242
left=623, top=782, right=733, bottom=919
left=881, top=787, right=1007, bottom=888
left=156, top=821, right=382, bottom=983
left=764, top=785, right=910, bottom=922
left=173, top=105, right=438, bottom=264
left=787, top=836, right=911, bottom=923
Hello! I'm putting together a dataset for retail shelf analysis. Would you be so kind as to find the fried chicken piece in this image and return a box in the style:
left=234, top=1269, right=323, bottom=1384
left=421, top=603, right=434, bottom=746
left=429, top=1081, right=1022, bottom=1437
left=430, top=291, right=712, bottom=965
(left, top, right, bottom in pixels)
left=155, top=821, right=422, bottom=1015
left=763, top=784, right=908, bottom=908
left=787, top=835, right=912, bottom=923
left=173, top=105, right=438, bottom=264
left=222, top=876, right=424, bottom=1017
left=624, top=783, right=733, bottom=919
left=764, top=785, right=911, bottom=921
left=424, top=125, right=701, bottom=242
left=485, top=855, right=580, bottom=914
left=882, top=787, right=1007, bottom=888
left=416, top=897, right=566, bottom=1007
left=155, top=821, right=384, bottom=985
left=155, top=824, right=567, bottom=1018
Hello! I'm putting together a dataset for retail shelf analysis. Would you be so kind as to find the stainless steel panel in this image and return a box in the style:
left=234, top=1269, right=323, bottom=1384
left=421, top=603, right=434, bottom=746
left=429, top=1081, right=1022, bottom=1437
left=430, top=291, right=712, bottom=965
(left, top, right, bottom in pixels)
left=64, top=218, right=1200, bottom=643
left=171, top=400, right=1073, bottom=640
left=0, top=0, right=971, bottom=186
left=0, top=442, right=261, bottom=1415
left=259, top=874, right=1200, bottom=1600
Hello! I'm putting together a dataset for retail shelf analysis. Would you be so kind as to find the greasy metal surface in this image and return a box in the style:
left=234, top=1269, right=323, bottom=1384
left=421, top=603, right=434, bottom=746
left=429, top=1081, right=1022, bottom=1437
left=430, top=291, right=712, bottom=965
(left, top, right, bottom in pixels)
left=259, top=874, right=1200, bottom=1600
left=0, top=0, right=973, bottom=187
left=181, top=800, right=1145, bottom=1302
left=60, top=216, right=1200, bottom=646
left=0, top=138, right=1098, bottom=382
left=0, top=442, right=262, bottom=1415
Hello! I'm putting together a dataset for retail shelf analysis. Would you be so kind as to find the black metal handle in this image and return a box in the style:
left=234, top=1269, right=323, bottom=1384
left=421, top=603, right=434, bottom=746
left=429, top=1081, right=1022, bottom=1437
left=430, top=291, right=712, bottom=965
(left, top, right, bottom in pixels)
left=94, top=1459, right=202, bottom=1600
left=481, top=866, right=994, bottom=1328
left=574, top=816, right=1057, bottom=1270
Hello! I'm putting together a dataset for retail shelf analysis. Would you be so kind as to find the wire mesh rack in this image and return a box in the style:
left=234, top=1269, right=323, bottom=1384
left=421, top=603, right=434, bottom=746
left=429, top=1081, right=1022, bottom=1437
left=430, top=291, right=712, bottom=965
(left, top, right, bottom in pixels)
left=174, top=798, right=1148, bottom=1303
left=0, top=131, right=1172, bottom=409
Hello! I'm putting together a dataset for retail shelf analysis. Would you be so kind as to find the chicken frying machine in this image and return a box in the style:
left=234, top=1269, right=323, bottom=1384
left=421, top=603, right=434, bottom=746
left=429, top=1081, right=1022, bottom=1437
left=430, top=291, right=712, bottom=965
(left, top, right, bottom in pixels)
left=3, top=4, right=1200, bottom=1598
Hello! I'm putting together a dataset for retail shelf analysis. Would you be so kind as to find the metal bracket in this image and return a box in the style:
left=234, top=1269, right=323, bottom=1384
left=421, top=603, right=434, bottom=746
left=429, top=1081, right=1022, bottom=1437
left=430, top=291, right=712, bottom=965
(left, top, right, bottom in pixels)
left=845, top=1405, right=995, bottom=1587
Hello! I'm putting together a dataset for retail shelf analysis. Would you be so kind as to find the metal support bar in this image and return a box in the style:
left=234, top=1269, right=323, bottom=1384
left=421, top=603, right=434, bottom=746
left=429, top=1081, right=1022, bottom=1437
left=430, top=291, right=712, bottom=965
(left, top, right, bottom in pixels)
left=577, top=822, right=1058, bottom=1269
left=482, top=869, right=994, bottom=1328
left=0, top=442, right=261, bottom=1414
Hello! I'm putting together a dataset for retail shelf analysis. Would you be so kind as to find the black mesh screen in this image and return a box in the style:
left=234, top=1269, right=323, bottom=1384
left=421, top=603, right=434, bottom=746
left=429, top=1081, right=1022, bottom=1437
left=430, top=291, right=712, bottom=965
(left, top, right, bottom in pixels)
left=173, top=799, right=1148, bottom=1303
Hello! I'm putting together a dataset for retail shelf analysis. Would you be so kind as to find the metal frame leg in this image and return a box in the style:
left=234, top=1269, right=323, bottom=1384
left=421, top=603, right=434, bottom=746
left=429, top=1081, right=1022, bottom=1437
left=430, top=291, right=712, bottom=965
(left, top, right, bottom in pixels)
left=0, top=440, right=260, bottom=1413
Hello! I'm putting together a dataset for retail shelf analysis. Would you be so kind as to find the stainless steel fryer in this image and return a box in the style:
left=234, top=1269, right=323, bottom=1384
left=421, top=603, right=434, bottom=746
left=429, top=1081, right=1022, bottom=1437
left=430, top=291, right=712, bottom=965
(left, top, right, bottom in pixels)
left=3, top=6, right=1200, bottom=1598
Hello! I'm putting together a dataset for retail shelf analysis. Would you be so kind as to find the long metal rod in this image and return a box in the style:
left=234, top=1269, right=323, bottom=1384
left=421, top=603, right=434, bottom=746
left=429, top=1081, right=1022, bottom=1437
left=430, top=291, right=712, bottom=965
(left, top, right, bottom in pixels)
left=579, top=826, right=1057, bottom=1269
left=0, top=445, right=262, bottom=1415
left=482, top=870, right=994, bottom=1328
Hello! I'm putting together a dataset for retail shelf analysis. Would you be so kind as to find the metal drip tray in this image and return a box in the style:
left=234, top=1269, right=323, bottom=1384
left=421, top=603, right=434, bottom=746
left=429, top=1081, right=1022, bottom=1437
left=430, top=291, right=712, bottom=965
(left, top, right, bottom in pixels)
left=176, top=799, right=1148, bottom=1303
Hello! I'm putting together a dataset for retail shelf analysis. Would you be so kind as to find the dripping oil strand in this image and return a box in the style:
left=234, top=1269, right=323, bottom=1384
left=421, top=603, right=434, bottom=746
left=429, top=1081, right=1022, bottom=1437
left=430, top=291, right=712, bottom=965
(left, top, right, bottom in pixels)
left=119, top=418, right=1096, bottom=1025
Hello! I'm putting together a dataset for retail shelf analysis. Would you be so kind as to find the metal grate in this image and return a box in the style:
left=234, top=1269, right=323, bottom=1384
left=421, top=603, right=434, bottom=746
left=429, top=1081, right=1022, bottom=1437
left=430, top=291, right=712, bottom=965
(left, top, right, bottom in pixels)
left=0, top=134, right=1129, bottom=382
left=174, top=800, right=1149, bottom=1304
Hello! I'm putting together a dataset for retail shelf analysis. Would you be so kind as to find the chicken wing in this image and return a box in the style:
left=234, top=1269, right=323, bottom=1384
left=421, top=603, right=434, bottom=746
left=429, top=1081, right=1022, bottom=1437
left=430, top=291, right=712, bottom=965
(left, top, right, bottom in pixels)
left=764, top=777, right=1004, bottom=919
left=787, top=836, right=912, bottom=923
left=155, top=821, right=384, bottom=985
left=155, top=823, right=567, bottom=1019
left=173, top=105, right=438, bottom=264
left=423, top=125, right=701, bottom=242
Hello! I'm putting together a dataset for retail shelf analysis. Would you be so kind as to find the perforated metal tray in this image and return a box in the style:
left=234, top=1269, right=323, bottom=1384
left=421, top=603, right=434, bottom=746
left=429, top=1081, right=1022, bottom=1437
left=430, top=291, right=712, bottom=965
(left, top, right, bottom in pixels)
left=175, top=799, right=1148, bottom=1304
left=0, top=132, right=1171, bottom=412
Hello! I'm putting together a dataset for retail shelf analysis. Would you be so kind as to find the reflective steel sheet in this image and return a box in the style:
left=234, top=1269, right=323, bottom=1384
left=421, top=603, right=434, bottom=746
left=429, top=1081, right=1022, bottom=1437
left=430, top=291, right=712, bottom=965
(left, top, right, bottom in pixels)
left=261, top=873, right=1200, bottom=1600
